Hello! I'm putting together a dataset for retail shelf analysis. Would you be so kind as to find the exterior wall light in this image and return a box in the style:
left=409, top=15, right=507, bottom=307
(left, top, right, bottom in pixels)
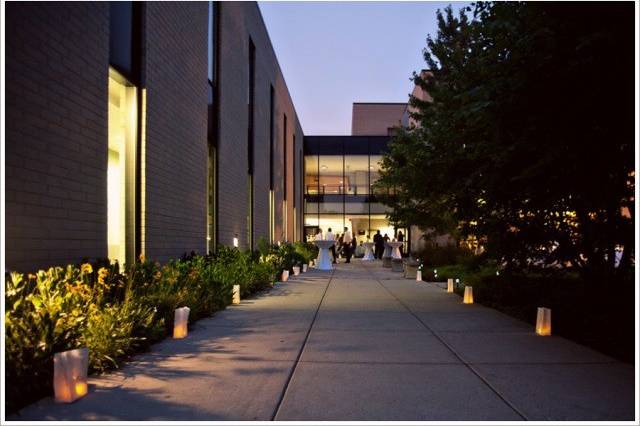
left=233, top=236, right=239, bottom=247
left=463, top=286, right=474, bottom=304
left=54, top=348, right=89, bottom=403
left=536, top=307, right=552, bottom=336
left=173, top=306, right=190, bottom=339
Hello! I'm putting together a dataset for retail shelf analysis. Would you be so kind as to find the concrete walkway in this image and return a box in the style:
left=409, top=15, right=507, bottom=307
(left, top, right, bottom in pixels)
left=12, top=261, right=635, bottom=421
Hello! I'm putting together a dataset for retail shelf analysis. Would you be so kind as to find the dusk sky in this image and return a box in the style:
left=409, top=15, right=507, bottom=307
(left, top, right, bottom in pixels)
left=259, top=1, right=468, bottom=135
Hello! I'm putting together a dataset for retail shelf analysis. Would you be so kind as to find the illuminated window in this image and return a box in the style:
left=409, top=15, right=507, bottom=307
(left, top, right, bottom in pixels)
left=108, top=68, right=137, bottom=268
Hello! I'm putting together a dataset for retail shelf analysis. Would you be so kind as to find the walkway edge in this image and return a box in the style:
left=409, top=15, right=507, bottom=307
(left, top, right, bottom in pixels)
left=271, top=269, right=335, bottom=420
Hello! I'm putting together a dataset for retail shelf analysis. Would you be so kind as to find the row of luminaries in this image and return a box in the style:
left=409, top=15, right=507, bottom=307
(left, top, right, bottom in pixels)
left=52, top=263, right=310, bottom=404
left=389, top=262, right=553, bottom=337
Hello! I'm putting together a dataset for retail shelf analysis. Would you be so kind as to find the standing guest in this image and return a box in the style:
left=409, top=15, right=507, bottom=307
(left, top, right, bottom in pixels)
left=373, top=230, right=384, bottom=259
left=315, top=228, right=323, bottom=241
left=326, top=227, right=337, bottom=264
left=397, top=230, right=405, bottom=254
left=343, top=226, right=353, bottom=263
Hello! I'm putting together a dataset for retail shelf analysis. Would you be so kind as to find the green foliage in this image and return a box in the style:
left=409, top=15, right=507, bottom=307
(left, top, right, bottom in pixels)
left=256, top=238, right=311, bottom=280
left=5, top=248, right=280, bottom=413
left=378, top=2, right=635, bottom=280
left=413, top=244, right=475, bottom=268
left=293, top=241, right=318, bottom=265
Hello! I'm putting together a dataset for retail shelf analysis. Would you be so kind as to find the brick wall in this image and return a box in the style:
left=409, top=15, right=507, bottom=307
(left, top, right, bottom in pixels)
left=142, top=2, right=209, bottom=261
left=217, top=2, right=304, bottom=248
left=5, top=2, right=110, bottom=272
left=4, top=1, right=304, bottom=271
left=351, top=103, right=406, bottom=136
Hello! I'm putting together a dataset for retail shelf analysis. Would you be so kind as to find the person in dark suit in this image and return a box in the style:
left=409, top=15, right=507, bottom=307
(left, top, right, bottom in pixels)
left=373, top=230, right=384, bottom=259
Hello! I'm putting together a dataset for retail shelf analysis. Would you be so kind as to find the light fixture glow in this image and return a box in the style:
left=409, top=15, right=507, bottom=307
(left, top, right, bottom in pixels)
left=535, top=307, right=551, bottom=336
left=463, top=286, right=474, bottom=304
left=173, top=307, right=190, bottom=339
left=53, top=348, right=89, bottom=403
left=232, top=285, right=240, bottom=304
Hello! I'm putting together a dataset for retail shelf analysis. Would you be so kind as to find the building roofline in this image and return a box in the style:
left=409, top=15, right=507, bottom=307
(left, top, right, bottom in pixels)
left=352, top=102, right=408, bottom=105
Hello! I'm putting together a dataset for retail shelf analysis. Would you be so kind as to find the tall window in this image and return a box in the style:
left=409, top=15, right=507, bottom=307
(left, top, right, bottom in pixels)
left=108, top=1, right=141, bottom=267
left=207, top=1, right=219, bottom=253
left=283, top=114, right=288, bottom=240
left=269, top=85, right=275, bottom=242
left=108, top=69, right=137, bottom=267
left=247, top=38, right=255, bottom=248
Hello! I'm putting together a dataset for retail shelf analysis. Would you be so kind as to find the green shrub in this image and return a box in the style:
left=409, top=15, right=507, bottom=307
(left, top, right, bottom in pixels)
left=414, top=244, right=475, bottom=268
left=4, top=247, right=280, bottom=413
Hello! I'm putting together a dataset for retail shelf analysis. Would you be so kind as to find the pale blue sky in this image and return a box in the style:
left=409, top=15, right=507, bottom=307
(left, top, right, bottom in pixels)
left=259, top=1, right=467, bottom=135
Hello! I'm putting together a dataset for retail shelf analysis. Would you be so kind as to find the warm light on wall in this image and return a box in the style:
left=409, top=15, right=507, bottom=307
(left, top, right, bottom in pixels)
left=447, top=278, right=454, bottom=293
left=536, top=307, right=552, bottom=336
left=173, top=307, right=190, bottom=339
left=54, top=348, right=89, bottom=403
left=463, top=286, right=474, bottom=304
left=232, top=285, right=240, bottom=304
left=108, top=68, right=138, bottom=268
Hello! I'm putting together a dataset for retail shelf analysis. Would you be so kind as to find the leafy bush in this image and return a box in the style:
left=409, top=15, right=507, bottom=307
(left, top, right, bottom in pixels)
left=256, top=238, right=310, bottom=280
left=5, top=247, right=279, bottom=413
left=293, top=241, right=318, bottom=264
left=413, top=244, right=475, bottom=268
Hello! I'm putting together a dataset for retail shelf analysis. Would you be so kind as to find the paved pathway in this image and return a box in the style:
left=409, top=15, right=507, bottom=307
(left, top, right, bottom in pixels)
left=12, top=261, right=635, bottom=421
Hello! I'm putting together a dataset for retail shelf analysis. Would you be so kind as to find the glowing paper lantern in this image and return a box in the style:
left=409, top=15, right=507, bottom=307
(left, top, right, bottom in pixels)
left=463, top=286, right=474, bottom=304
left=447, top=278, right=454, bottom=293
left=173, top=306, right=190, bottom=339
left=416, top=270, right=422, bottom=282
left=54, top=348, right=89, bottom=403
left=232, top=285, right=240, bottom=305
left=302, top=264, right=308, bottom=273
left=292, top=266, right=300, bottom=276
left=536, top=307, right=552, bottom=336
left=281, top=270, right=289, bottom=282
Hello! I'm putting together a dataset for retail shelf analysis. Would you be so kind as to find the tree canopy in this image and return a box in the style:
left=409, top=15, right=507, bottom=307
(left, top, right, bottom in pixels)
left=377, top=2, right=635, bottom=280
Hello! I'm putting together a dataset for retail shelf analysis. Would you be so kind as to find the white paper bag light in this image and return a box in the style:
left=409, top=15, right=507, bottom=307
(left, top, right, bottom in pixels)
left=447, top=278, right=454, bottom=293
left=302, top=264, right=308, bottom=273
left=54, top=348, right=89, bottom=403
left=536, top=307, right=552, bottom=336
left=173, top=306, right=190, bottom=339
left=281, top=270, right=289, bottom=282
left=463, top=286, right=474, bottom=304
left=292, top=266, right=300, bottom=276
left=232, top=285, right=240, bottom=305
left=416, top=270, right=422, bottom=282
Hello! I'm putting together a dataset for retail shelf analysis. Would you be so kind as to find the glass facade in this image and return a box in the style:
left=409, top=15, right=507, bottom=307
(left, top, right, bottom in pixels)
left=303, top=136, right=404, bottom=245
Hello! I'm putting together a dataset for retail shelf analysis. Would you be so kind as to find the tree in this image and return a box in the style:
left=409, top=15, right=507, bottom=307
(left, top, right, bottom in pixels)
left=377, top=2, right=635, bottom=281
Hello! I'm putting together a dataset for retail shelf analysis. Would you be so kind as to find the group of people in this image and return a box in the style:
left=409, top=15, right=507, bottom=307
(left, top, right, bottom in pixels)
left=313, top=227, right=405, bottom=262
left=314, top=227, right=355, bottom=264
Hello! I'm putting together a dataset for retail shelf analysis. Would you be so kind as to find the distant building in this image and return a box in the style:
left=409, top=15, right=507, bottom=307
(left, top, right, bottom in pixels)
left=351, top=103, right=407, bottom=136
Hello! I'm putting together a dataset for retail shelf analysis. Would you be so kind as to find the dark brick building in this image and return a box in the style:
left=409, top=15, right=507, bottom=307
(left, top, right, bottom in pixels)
left=5, top=2, right=304, bottom=272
